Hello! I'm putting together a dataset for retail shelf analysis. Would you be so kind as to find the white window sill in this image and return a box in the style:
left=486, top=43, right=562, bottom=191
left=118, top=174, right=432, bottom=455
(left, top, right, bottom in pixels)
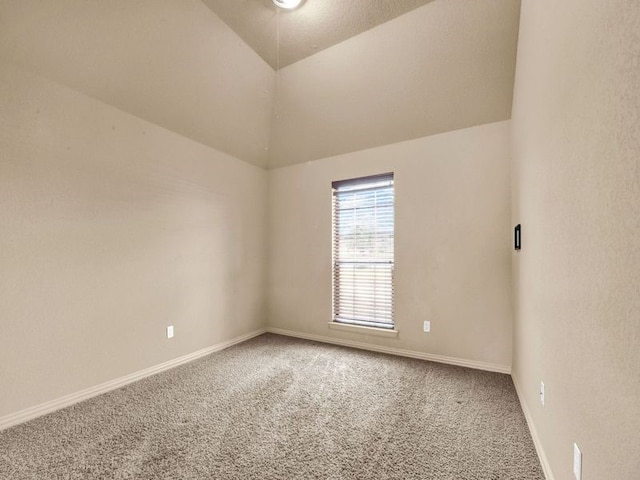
left=328, top=321, right=399, bottom=338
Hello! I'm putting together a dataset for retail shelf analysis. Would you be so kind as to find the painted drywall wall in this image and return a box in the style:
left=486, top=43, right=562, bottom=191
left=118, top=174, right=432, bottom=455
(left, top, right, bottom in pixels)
left=0, top=61, right=267, bottom=418
left=0, top=0, right=275, bottom=167
left=511, top=1, right=640, bottom=478
left=269, top=0, right=521, bottom=168
left=268, top=121, right=513, bottom=369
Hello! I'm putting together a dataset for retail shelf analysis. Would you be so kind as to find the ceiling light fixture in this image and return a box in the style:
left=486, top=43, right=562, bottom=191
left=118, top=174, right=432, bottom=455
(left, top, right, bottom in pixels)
left=272, top=0, right=304, bottom=10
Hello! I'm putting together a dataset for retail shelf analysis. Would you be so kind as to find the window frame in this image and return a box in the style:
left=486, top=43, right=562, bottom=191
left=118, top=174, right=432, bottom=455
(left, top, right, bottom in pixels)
left=331, top=172, right=395, bottom=331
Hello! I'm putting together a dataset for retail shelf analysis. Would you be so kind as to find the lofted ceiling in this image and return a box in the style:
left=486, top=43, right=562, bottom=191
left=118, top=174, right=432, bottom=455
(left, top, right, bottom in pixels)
left=201, top=0, right=436, bottom=69
left=0, top=0, right=521, bottom=169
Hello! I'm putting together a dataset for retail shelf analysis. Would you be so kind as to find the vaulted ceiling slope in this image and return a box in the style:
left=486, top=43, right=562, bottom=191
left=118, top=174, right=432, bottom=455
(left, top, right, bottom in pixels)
left=269, top=0, right=521, bottom=167
left=201, top=0, right=436, bottom=69
left=0, top=0, right=275, bottom=168
left=0, top=0, right=521, bottom=169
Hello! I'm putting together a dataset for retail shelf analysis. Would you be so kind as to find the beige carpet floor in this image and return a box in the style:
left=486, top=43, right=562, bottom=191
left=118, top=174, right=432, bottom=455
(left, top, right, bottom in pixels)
left=0, top=333, right=544, bottom=479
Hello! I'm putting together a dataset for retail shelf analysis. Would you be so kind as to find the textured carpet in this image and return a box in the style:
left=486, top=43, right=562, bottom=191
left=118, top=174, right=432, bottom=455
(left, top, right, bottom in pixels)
left=0, top=333, right=544, bottom=479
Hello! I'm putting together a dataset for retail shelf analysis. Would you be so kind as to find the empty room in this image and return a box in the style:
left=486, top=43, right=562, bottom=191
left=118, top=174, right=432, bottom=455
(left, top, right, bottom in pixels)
left=1, top=0, right=638, bottom=479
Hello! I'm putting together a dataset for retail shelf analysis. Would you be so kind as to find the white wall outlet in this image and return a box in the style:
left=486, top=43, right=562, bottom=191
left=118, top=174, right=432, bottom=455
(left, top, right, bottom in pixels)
left=540, top=381, right=545, bottom=406
left=166, top=325, right=174, bottom=339
left=423, top=321, right=431, bottom=332
left=573, top=443, right=582, bottom=479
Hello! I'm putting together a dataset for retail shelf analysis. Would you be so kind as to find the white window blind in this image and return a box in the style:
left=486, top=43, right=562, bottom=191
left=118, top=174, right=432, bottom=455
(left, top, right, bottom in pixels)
left=332, top=173, right=394, bottom=329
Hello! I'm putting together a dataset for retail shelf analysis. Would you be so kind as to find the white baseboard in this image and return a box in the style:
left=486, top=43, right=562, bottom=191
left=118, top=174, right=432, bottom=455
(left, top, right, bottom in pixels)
left=0, top=328, right=267, bottom=432
left=512, top=373, right=554, bottom=480
left=266, top=327, right=511, bottom=374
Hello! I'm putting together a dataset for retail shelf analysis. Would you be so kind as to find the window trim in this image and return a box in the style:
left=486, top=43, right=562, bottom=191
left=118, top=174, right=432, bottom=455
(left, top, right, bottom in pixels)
left=328, top=321, right=399, bottom=337
left=331, top=172, right=395, bottom=331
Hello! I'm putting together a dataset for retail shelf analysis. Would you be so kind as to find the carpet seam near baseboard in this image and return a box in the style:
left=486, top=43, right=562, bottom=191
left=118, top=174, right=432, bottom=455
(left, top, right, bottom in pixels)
left=512, top=373, right=554, bottom=480
left=266, top=327, right=511, bottom=374
left=0, top=328, right=267, bottom=432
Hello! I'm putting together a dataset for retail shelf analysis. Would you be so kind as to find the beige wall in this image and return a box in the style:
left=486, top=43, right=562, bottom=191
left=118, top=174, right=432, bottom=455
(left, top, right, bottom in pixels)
left=0, top=62, right=267, bottom=418
left=0, top=0, right=275, bottom=167
left=269, top=0, right=520, bottom=168
left=268, top=121, right=513, bottom=369
left=511, top=1, right=640, bottom=479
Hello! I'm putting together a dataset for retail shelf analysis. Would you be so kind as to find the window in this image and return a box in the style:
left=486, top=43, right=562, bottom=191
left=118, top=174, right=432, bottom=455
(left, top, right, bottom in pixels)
left=332, top=173, right=394, bottom=330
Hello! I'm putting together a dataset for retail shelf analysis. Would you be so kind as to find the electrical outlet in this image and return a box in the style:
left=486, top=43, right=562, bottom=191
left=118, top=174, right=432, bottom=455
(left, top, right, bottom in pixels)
left=573, top=443, right=582, bottom=479
left=166, top=325, right=174, bottom=339
left=540, top=381, right=545, bottom=406
left=423, top=321, right=431, bottom=332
